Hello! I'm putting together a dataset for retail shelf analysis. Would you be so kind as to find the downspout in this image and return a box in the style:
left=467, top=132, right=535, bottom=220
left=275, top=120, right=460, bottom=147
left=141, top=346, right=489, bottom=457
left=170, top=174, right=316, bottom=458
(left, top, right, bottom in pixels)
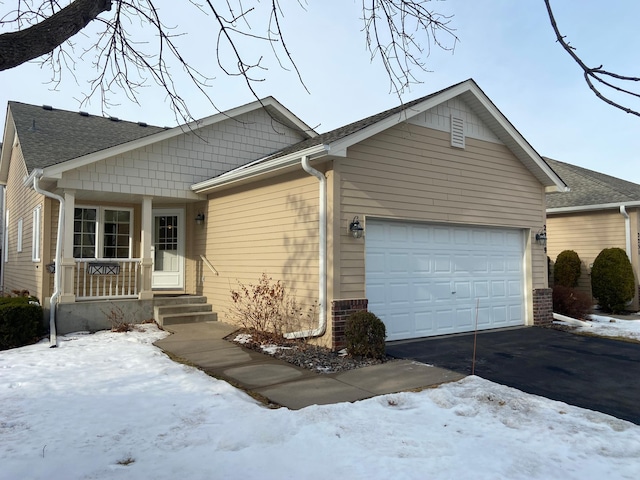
left=31, top=169, right=63, bottom=348
left=620, top=205, right=632, bottom=260
left=284, top=155, right=327, bottom=338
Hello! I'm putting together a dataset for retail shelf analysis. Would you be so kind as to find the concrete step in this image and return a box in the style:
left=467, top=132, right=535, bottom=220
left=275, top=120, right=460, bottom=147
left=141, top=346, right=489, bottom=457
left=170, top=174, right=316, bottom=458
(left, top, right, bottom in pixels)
left=153, top=295, right=217, bottom=326
left=161, top=311, right=218, bottom=326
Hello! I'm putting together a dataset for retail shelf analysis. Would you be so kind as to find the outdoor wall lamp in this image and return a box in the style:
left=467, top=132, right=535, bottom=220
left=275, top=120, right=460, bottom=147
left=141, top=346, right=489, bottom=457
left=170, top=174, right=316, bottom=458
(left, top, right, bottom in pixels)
left=349, top=216, right=364, bottom=239
left=195, top=212, right=205, bottom=225
left=535, top=225, right=547, bottom=252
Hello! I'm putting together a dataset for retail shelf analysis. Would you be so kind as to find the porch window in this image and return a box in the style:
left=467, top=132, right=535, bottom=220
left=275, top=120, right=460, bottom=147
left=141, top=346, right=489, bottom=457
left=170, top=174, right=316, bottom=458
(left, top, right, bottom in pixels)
left=73, top=207, right=133, bottom=259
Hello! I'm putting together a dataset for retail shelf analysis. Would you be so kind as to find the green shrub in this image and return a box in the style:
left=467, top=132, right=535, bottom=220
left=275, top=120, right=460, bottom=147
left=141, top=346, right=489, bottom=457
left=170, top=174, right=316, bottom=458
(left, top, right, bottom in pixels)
left=591, top=247, right=636, bottom=313
left=345, top=311, right=386, bottom=359
left=554, top=250, right=582, bottom=287
left=552, top=285, right=592, bottom=319
left=0, top=297, right=45, bottom=350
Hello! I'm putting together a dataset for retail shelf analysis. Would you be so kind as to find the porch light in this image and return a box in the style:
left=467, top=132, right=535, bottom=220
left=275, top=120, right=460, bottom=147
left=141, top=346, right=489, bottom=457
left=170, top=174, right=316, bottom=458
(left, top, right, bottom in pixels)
left=349, top=216, right=364, bottom=239
left=535, top=226, right=547, bottom=252
left=195, top=212, right=205, bottom=225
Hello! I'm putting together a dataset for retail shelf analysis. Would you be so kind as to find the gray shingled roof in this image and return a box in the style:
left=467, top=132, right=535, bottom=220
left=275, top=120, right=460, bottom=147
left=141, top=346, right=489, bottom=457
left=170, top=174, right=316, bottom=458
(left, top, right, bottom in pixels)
left=9, top=101, right=166, bottom=173
left=545, top=157, right=640, bottom=209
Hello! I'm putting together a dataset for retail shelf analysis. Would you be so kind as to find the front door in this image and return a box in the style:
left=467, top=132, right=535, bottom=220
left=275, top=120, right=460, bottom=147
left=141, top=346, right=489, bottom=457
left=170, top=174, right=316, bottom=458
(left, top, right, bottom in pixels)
left=152, top=208, right=184, bottom=289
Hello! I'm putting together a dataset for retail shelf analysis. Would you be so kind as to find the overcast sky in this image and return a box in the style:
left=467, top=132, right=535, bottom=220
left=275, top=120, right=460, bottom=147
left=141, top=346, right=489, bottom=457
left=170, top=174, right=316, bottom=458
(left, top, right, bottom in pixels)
left=2, top=1, right=639, bottom=183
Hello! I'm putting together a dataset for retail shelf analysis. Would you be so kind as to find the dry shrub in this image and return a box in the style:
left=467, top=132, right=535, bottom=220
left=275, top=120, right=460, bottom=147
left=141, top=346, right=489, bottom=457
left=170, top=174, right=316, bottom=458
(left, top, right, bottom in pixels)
left=552, top=286, right=592, bottom=319
left=229, top=273, right=316, bottom=337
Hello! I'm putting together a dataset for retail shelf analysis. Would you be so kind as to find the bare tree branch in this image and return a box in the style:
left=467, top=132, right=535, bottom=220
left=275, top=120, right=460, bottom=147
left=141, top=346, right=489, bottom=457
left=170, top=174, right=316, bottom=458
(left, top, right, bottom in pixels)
left=544, top=0, right=640, bottom=117
left=0, top=0, right=112, bottom=71
left=0, top=1, right=459, bottom=125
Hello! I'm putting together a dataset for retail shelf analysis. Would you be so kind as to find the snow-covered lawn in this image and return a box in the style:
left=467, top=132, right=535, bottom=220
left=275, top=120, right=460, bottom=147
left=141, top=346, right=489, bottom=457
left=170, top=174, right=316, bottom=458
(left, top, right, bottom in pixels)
left=582, top=314, right=640, bottom=342
left=2, top=326, right=639, bottom=480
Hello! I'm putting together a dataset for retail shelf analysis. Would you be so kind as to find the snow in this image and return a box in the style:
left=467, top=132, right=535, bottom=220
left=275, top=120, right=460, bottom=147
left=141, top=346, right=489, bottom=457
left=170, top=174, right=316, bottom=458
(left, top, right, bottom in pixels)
left=554, top=313, right=640, bottom=342
left=2, top=325, right=639, bottom=480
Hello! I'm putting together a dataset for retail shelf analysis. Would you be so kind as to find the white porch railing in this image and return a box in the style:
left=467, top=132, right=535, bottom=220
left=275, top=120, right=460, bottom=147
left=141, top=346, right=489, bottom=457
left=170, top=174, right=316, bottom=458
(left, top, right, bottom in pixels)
left=75, top=258, right=141, bottom=300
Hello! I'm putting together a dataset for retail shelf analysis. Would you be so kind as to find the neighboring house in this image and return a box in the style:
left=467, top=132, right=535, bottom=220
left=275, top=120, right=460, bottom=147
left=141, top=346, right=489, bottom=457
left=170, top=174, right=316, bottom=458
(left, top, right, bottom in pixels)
left=0, top=79, right=566, bottom=348
left=545, top=158, right=640, bottom=311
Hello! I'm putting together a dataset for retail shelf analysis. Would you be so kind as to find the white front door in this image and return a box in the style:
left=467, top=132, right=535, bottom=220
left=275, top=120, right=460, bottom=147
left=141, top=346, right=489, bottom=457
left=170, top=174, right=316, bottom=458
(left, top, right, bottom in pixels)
left=152, top=208, right=184, bottom=289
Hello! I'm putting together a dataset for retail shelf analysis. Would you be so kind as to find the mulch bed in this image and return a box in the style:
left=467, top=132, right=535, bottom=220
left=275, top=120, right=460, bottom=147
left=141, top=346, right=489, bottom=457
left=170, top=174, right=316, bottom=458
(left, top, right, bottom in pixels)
left=225, top=329, right=390, bottom=374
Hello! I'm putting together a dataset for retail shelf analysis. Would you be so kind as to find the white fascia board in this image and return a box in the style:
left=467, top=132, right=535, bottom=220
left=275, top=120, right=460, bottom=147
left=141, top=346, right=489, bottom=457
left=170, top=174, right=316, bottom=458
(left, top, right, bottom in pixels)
left=42, top=97, right=314, bottom=179
left=0, top=107, right=16, bottom=184
left=191, top=144, right=330, bottom=193
left=547, top=201, right=640, bottom=214
left=465, top=84, right=568, bottom=192
left=327, top=81, right=474, bottom=155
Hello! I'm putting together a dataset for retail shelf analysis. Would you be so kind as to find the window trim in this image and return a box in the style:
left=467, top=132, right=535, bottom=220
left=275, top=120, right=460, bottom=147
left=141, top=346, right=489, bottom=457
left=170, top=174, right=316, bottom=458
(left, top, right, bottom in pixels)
left=32, top=205, right=41, bottom=262
left=74, top=205, right=134, bottom=259
left=17, top=218, right=23, bottom=253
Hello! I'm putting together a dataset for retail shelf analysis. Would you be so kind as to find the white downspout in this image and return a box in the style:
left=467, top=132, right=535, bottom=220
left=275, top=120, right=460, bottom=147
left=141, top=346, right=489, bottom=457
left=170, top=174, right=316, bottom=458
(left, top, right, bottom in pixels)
left=284, top=155, right=327, bottom=339
left=620, top=205, right=632, bottom=260
left=31, top=169, right=63, bottom=348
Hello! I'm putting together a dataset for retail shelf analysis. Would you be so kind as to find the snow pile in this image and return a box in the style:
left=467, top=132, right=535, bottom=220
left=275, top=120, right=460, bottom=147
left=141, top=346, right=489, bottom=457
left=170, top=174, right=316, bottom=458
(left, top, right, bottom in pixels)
left=2, top=325, right=639, bottom=479
left=582, top=314, right=640, bottom=341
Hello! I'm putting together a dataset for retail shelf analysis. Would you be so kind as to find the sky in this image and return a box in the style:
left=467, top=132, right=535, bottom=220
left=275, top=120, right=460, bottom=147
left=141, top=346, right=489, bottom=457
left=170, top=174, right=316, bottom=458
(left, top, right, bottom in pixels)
left=1, top=319, right=640, bottom=479
left=1, top=0, right=639, bottom=183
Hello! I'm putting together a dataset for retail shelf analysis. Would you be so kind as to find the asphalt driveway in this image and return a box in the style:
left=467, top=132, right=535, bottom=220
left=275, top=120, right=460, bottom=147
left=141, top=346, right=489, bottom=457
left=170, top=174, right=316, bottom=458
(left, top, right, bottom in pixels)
left=386, top=327, right=640, bottom=425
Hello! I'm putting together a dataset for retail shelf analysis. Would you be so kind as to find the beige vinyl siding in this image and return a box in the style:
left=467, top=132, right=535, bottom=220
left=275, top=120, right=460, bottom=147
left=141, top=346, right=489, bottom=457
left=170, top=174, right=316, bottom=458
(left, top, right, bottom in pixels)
left=337, top=124, right=547, bottom=300
left=199, top=171, right=321, bottom=334
left=547, top=209, right=639, bottom=309
left=3, top=144, right=45, bottom=299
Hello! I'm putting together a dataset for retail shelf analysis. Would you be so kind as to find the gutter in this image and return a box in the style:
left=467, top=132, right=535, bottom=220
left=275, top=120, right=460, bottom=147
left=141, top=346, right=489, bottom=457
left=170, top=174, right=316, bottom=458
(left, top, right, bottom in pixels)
left=191, top=144, right=329, bottom=193
left=620, top=205, right=632, bottom=260
left=25, top=168, right=63, bottom=348
left=284, top=155, right=327, bottom=339
left=547, top=200, right=640, bottom=214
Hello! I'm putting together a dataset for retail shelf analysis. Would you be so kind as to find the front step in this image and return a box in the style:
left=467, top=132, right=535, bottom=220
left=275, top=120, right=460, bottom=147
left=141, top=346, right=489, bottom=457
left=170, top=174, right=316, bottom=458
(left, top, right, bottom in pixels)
left=154, top=296, right=218, bottom=326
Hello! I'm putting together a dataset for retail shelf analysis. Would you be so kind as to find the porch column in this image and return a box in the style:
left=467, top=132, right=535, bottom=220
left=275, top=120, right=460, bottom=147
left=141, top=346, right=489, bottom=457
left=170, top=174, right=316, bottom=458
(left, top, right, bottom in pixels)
left=138, top=196, right=154, bottom=300
left=59, top=190, right=76, bottom=303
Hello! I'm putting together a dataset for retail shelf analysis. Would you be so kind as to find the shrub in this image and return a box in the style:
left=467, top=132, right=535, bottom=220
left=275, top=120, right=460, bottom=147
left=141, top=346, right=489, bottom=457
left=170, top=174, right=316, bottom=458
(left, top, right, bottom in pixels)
left=0, top=296, right=45, bottom=350
left=229, top=273, right=309, bottom=337
left=552, top=286, right=592, bottom=319
left=554, top=250, right=582, bottom=288
left=345, top=311, right=386, bottom=359
left=591, top=247, right=636, bottom=313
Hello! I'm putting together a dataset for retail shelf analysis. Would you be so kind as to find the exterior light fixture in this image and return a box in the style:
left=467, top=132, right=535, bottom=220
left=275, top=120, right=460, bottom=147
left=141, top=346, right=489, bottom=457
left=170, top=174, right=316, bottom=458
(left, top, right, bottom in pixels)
left=535, top=225, right=547, bottom=252
left=195, top=212, right=205, bottom=225
left=349, top=216, right=364, bottom=239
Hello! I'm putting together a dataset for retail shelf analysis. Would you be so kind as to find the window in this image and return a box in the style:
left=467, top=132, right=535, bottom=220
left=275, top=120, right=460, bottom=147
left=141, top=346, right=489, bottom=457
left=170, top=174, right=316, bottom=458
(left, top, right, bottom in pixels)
left=32, top=206, right=41, bottom=262
left=73, top=207, right=132, bottom=259
left=17, top=218, right=23, bottom=253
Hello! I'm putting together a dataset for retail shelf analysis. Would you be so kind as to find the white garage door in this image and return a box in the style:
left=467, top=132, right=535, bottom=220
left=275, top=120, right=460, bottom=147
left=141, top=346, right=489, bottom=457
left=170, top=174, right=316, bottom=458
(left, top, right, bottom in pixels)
left=366, top=220, right=525, bottom=341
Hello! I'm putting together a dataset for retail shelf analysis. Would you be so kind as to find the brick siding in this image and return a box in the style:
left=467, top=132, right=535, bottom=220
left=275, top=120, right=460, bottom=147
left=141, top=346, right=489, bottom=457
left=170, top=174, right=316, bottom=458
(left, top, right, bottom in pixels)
left=331, top=298, right=368, bottom=351
left=533, top=288, right=553, bottom=326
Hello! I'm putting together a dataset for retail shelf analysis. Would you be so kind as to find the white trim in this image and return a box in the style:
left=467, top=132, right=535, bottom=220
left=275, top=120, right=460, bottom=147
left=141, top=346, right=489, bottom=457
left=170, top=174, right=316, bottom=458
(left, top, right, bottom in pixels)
left=151, top=208, right=185, bottom=290
left=191, top=144, right=330, bottom=193
left=547, top=200, right=640, bottom=214
left=4, top=209, right=8, bottom=262
left=41, top=97, right=316, bottom=179
left=16, top=217, right=22, bottom=253
left=32, top=205, right=41, bottom=262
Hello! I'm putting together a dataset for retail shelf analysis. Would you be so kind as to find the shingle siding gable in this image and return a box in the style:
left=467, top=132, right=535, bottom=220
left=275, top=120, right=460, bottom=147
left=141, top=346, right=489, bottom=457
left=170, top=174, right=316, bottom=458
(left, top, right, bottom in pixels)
left=57, top=108, right=307, bottom=199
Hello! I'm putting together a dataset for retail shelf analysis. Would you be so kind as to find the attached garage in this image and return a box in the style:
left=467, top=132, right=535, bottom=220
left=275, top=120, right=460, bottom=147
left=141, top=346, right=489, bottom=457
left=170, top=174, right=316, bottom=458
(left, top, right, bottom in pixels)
left=366, top=220, right=526, bottom=341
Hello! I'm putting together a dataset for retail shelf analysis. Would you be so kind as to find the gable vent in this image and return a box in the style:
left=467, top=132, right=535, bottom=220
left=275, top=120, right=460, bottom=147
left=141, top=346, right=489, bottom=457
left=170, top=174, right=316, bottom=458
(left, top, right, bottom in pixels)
left=450, top=115, right=465, bottom=149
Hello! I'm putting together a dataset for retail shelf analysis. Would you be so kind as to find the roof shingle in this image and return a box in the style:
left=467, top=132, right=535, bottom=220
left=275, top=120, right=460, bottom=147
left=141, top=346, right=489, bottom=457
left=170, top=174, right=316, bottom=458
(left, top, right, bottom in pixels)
left=545, top=157, right=640, bottom=209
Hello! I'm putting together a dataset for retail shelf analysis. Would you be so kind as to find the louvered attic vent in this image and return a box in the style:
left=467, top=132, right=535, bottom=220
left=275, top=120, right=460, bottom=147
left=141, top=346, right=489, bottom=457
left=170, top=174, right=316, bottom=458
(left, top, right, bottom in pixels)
left=450, top=115, right=465, bottom=149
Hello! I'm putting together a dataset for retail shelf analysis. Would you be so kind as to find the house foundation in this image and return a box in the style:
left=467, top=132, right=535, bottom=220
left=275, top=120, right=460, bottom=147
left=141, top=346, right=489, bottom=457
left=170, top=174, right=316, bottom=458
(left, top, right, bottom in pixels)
left=331, top=298, right=368, bottom=351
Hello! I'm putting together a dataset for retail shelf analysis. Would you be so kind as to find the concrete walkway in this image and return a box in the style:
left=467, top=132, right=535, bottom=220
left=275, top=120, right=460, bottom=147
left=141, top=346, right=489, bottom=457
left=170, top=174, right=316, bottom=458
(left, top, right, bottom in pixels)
left=153, top=322, right=464, bottom=409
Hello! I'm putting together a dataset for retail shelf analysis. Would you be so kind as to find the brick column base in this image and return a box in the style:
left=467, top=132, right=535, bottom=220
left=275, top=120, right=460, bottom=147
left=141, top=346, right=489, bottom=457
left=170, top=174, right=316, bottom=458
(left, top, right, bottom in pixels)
left=331, top=298, right=368, bottom=351
left=533, top=288, right=553, bottom=326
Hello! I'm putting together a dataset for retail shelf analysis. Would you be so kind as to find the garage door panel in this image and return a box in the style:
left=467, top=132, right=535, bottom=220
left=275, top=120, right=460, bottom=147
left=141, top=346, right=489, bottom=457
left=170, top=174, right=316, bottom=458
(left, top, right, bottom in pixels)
left=366, top=220, right=525, bottom=341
